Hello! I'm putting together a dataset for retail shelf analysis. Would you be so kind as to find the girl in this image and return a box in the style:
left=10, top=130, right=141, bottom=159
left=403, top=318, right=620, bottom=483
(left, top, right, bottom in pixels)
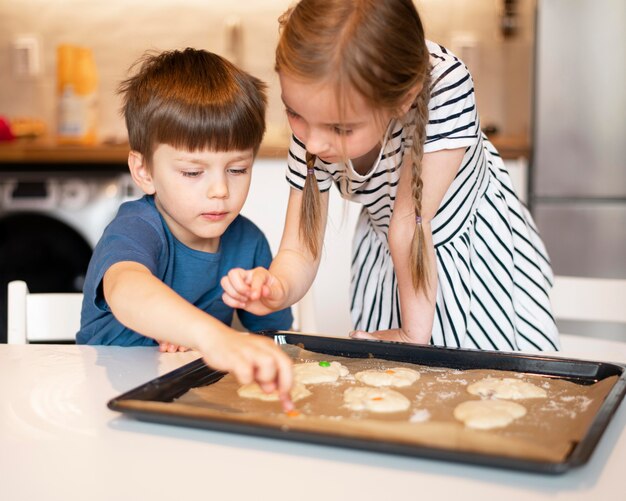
left=221, top=0, right=559, bottom=352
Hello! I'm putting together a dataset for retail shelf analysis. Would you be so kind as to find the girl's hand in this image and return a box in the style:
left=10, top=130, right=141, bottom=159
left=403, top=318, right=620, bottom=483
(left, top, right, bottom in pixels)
left=158, top=341, right=190, bottom=353
left=197, top=329, right=294, bottom=412
left=221, top=267, right=287, bottom=315
left=349, top=328, right=419, bottom=343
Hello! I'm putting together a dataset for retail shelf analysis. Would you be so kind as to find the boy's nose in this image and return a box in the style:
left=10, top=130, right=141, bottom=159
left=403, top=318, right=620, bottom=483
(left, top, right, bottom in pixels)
left=207, top=177, right=228, bottom=198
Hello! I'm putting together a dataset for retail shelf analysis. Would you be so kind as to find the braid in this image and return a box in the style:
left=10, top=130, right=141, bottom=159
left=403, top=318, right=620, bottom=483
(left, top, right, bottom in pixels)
left=300, top=152, right=322, bottom=258
left=409, top=69, right=432, bottom=292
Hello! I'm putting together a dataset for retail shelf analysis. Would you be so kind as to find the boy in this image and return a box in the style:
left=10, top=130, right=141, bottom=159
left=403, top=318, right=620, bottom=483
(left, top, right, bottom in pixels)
left=76, top=48, right=294, bottom=404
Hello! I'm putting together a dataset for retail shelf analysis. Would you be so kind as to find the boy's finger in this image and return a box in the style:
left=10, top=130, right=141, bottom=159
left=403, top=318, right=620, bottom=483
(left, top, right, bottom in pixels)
left=232, top=361, right=254, bottom=386
left=253, top=352, right=279, bottom=385
left=275, top=350, right=294, bottom=400
left=280, top=392, right=294, bottom=412
left=259, top=380, right=277, bottom=394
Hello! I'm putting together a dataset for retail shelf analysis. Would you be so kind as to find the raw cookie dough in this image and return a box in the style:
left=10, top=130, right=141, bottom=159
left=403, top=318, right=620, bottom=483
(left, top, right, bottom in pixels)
left=454, top=400, right=527, bottom=429
left=293, top=361, right=350, bottom=384
left=355, top=367, right=420, bottom=388
left=343, top=386, right=411, bottom=413
left=467, top=377, right=548, bottom=400
left=237, top=382, right=311, bottom=402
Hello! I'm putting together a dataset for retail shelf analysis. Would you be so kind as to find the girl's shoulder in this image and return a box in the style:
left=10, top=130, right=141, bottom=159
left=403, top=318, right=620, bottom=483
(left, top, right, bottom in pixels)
left=426, top=40, right=473, bottom=85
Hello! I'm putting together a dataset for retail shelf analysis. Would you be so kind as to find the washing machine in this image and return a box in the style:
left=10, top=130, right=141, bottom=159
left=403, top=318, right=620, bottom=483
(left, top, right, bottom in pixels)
left=0, top=172, right=142, bottom=342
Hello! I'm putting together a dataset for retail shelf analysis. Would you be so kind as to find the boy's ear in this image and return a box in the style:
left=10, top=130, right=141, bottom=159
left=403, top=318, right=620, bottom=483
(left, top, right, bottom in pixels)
left=128, top=150, right=156, bottom=195
left=399, top=82, right=424, bottom=116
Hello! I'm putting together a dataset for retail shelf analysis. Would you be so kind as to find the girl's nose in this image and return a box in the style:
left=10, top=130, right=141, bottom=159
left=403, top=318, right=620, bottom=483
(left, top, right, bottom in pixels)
left=304, top=127, right=330, bottom=157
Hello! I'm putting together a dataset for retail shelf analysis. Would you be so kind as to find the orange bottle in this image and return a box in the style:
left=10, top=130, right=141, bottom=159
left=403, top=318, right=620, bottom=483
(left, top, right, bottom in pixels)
left=56, top=45, right=98, bottom=145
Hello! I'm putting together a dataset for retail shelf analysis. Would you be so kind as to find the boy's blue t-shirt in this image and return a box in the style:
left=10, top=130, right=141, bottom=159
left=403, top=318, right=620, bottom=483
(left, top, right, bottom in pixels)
left=76, top=195, right=292, bottom=346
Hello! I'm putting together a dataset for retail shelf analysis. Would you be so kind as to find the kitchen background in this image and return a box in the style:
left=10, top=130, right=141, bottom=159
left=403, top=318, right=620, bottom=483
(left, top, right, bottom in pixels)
left=3, top=1, right=622, bottom=342
left=0, top=0, right=534, bottom=142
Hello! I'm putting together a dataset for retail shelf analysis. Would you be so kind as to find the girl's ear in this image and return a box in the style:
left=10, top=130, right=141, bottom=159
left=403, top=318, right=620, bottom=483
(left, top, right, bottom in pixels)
left=399, top=82, right=424, bottom=116
left=128, top=151, right=156, bottom=195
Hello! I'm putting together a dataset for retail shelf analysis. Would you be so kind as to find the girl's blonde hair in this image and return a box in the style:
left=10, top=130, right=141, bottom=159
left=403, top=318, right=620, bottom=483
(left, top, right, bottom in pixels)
left=276, top=0, right=431, bottom=291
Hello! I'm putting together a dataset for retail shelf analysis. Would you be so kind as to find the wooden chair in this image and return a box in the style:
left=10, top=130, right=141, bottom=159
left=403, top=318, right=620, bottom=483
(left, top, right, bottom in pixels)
left=551, top=276, right=626, bottom=325
left=7, top=280, right=82, bottom=344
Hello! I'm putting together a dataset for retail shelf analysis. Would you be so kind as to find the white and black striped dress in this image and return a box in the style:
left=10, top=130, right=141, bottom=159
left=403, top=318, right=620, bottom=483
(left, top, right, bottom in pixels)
left=285, top=41, right=559, bottom=352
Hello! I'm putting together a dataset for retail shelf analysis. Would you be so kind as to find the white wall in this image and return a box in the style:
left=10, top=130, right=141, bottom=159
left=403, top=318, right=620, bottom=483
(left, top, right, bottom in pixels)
left=241, top=159, right=359, bottom=336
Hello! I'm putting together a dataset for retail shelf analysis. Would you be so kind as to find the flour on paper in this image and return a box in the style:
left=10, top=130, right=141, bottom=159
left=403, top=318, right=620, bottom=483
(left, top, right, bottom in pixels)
left=293, top=361, right=350, bottom=384
left=237, top=382, right=311, bottom=402
left=467, top=377, right=547, bottom=400
left=454, top=399, right=527, bottom=429
left=343, top=386, right=411, bottom=413
left=355, top=367, right=420, bottom=388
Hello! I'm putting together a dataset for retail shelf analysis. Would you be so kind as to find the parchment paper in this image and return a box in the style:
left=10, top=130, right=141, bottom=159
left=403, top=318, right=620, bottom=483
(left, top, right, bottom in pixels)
left=161, top=345, right=617, bottom=463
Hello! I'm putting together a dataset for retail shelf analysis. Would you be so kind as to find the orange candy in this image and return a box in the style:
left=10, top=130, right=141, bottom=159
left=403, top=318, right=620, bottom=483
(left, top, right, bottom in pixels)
left=385, top=370, right=396, bottom=374
left=286, top=409, right=301, bottom=418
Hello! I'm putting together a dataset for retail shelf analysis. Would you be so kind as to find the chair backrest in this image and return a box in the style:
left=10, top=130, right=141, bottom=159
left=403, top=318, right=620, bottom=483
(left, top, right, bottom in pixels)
left=550, top=276, right=626, bottom=324
left=7, top=280, right=83, bottom=344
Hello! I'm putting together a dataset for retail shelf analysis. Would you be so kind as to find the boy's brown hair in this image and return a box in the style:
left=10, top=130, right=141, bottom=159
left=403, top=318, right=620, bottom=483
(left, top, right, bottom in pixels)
left=118, top=48, right=267, bottom=164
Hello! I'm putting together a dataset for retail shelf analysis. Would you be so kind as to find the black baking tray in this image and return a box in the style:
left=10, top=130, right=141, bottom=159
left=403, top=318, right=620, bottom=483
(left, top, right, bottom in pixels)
left=108, top=331, right=626, bottom=474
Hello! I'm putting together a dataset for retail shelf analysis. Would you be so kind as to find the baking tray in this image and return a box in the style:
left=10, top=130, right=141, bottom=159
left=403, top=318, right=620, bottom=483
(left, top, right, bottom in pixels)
left=108, top=331, right=626, bottom=474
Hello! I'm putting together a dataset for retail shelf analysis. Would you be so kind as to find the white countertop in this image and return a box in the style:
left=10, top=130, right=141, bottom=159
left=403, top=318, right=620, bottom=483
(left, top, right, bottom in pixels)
left=2, top=334, right=626, bottom=501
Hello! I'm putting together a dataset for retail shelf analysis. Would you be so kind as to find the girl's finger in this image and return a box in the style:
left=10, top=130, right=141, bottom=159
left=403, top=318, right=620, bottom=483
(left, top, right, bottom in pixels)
left=227, top=268, right=251, bottom=295
left=248, top=270, right=270, bottom=301
left=220, top=277, right=249, bottom=305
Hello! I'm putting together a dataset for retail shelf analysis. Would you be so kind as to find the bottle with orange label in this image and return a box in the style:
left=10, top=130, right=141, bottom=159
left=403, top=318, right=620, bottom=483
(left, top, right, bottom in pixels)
left=56, top=44, right=98, bottom=145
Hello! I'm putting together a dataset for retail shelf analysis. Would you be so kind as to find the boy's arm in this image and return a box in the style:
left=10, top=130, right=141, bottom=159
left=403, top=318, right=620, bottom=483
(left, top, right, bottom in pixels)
left=222, top=187, right=329, bottom=315
left=104, top=261, right=294, bottom=406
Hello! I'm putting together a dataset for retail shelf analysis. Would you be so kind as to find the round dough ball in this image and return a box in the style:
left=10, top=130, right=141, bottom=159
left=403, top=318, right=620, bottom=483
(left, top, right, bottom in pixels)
left=343, top=386, right=411, bottom=413
left=355, top=367, right=420, bottom=388
left=237, top=382, right=311, bottom=402
left=467, top=377, right=547, bottom=400
left=454, top=399, right=527, bottom=430
left=293, top=361, right=350, bottom=384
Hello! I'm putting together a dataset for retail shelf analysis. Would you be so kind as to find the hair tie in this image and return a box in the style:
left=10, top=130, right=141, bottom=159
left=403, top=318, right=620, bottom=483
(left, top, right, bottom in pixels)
left=415, top=215, right=422, bottom=224
left=307, top=168, right=315, bottom=175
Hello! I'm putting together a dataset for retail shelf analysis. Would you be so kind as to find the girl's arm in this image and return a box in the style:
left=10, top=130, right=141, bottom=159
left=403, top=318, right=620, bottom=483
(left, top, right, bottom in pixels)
left=352, top=147, right=465, bottom=343
left=271, top=186, right=330, bottom=305
left=221, top=186, right=330, bottom=315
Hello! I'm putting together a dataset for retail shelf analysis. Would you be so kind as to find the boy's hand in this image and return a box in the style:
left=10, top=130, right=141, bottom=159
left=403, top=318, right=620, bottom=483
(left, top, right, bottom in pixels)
left=198, top=330, right=294, bottom=412
left=221, top=267, right=287, bottom=315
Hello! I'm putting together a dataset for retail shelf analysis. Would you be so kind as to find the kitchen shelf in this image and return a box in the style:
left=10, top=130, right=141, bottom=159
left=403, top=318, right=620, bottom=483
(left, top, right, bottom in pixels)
left=0, top=134, right=528, bottom=173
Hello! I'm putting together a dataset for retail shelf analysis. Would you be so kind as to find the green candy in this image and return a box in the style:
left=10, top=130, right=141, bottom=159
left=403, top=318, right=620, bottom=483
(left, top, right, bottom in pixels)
left=319, top=361, right=331, bottom=367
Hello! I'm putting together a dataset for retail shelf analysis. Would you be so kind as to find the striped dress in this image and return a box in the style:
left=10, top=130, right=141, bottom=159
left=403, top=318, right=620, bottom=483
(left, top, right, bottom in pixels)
left=285, top=41, right=559, bottom=352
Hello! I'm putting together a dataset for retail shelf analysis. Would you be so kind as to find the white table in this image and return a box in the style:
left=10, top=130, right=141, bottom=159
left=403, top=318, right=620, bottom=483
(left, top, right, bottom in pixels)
left=2, top=334, right=626, bottom=501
